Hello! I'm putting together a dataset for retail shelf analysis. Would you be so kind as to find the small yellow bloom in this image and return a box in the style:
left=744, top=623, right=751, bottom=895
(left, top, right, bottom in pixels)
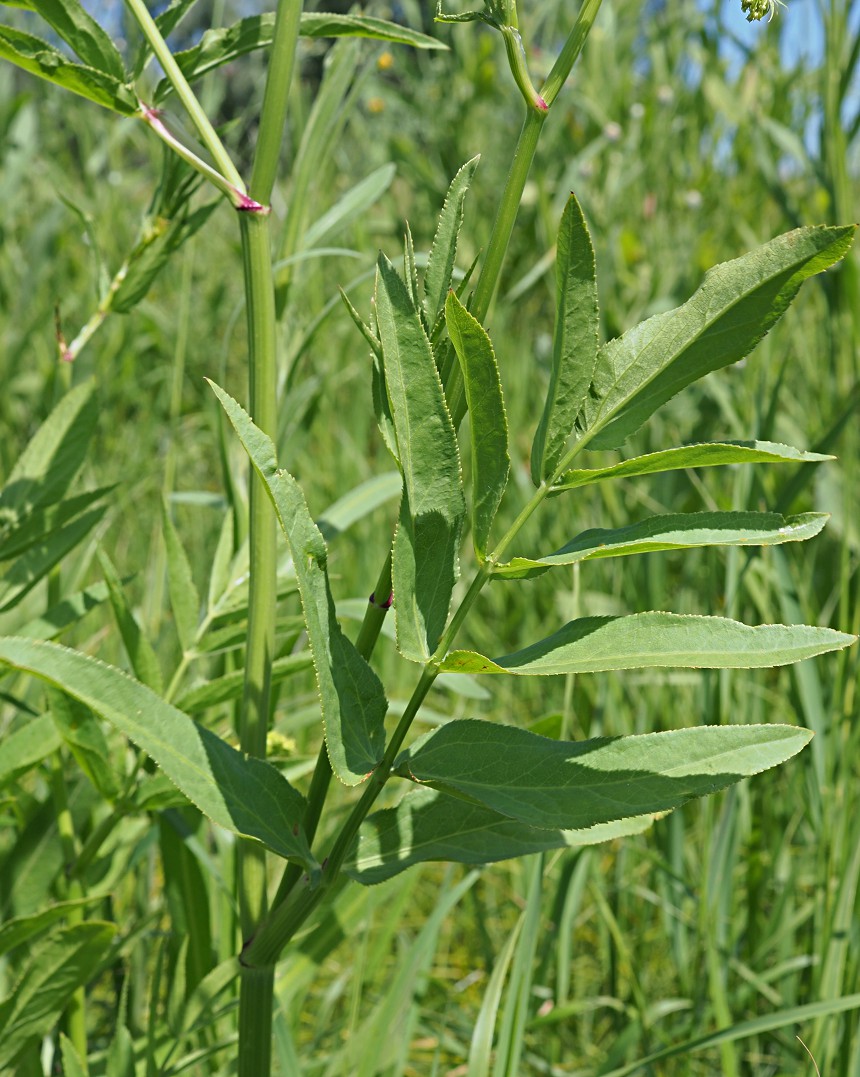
left=377, top=51, right=394, bottom=70
left=367, top=96, right=386, bottom=114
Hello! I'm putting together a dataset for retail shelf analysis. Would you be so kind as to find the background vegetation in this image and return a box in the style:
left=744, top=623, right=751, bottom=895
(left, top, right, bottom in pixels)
left=1, top=0, right=858, bottom=1072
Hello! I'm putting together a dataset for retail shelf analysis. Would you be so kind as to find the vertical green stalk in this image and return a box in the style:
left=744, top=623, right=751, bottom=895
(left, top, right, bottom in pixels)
left=266, top=0, right=605, bottom=940
left=237, top=211, right=277, bottom=940
left=236, top=5, right=302, bottom=1076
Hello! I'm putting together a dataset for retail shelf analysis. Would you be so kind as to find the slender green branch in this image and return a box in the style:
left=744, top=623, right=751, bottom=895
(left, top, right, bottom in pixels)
left=469, top=0, right=604, bottom=322
left=243, top=665, right=438, bottom=967
left=232, top=7, right=304, bottom=1073
left=139, top=105, right=254, bottom=208
left=237, top=212, right=278, bottom=942
left=250, top=0, right=303, bottom=205
left=271, top=553, right=393, bottom=911
left=470, top=108, right=545, bottom=322
left=124, top=0, right=246, bottom=196
left=539, top=0, right=605, bottom=109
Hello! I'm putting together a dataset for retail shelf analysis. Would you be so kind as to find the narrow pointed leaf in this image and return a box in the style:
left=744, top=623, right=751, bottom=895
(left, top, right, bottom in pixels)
left=376, top=255, right=465, bottom=661
left=344, top=786, right=652, bottom=884
left=552, top=440, right=834, bottom=491
left=304, top=164, right=396, bottom=249
left=0, top=638, right=314, bottom=866
left=0, top=902, right=99, bottom=959
left=580, top=225, right=855, bottom=450
left=97, top=549, right=163, bottom=693
left=0, top=25, right=136, bottom=113
left=176, top=652, right=313, bottom=712
left=59, top=1036, right=87, bottom=1077
left=0, top=379, right=97, bottom=535
left=0, top=921, right=115, bottom=1070
left=162, top=501, right=201, bottom=654
left=210, top=382, right=387, bottom=785
left=445, top=291, right=510, bottom=558
left=494, top=511, right=828, bottom=579
left=47, top=686, right=121, bottom=802
left=404, top=223, right=420, bottom=312
left=1, top=485, right=112, bottom=562
left=531, top=193, right=599, bottom=483
left=155, top=12, right=444, bottom=97
left=26, top=0, right=125, bottom=80
left=316, top=471, right=401, bottom=542
left=0, top=505, right=106, bottom=612
left=397, top=720, right=811, bottom=830
left=17, top=581, right=109, bottom=640
left=300, top=11, right=446, bottom=47
left=0, top=715, right=61, bottom=787
left=440, top=612, right=855, bottom=675
left=424, top=156, right=480, bottom=334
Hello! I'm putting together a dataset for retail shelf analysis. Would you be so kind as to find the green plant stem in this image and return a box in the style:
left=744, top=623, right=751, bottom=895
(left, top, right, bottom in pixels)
left=245, top=563, right=492, bottom=967
left=470, top=108, right=545, bottom=322
left=123, top=0, right=245, bottom=196
left=250, top=0, right=302, bottom=205
left=539, top=0, right=604, bottom=108
left=237, top=967, right=274, bottom=1077
left=469, top=0, right=604, bottom=323
left=271, top=552, right=393, bottom=910
left=237, top=212, right=278, bottom=943
left=233, top=7, right=302, bottom=1075
left=255, top=0, right=606, bottom=961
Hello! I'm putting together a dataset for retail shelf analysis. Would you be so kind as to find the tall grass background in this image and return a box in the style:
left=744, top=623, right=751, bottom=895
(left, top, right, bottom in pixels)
left=0, top=0, right=858, bottom=1072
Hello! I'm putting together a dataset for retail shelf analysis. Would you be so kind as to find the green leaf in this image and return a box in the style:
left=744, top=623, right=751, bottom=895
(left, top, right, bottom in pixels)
left=1, top=485, right=112, bottom=562
left=209, top=382, right=387, bottom=785
left=109, top=202, right=217, bottom=314
left=375, top=255, right=466, bottom=661
left=445, top=292, right=510, bottom=559
left=300, top=11, right=446, bottom=48
left=162, top=500, right=201, bottom=654
left=16, top=580, right=109, bottom=640
left=404, top=223, right=421, bottom=314
left=579, top=225, right=856, bottom=450
left=155, top=11, right=444, bottom=98
left=59, top=1035, right=87, bottom=1077
left=25, top=0, right=125, bottom=80
left=530, top=194, right=599, bottom=484
left=345, top=786, right=653, bottom=884
left=97, top=548, right=164, bottom=694
left=0, top=24, right=136, bottom=113
left=441, top=612, right=856, bottom=675
left=316, top=471, right=401, bottom=542
left=0, top=638, right=315, bottom=866
left=0, top=921, right=115, bottom=1071
left=47, top=686, right=121, bottom=802
left=552, top=440, right=834, bottom=491
left=206, top=510, right=234, bottom=611
left=0, top=902, right=100, bottom=959
left=0, top=505, right=106, bottom=613
left=304, top=164, right=396, bottom=249
left=397, top=720, right=811, bottom=830
left=175, top=652, right=314, bottom=713
left=0, top=380, right=97, bottom=537
left=494, top=511, right=828, bottom=579
left=424, top=156, right=480, bottom=335
left=0, top=715, right=61, bottom=787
